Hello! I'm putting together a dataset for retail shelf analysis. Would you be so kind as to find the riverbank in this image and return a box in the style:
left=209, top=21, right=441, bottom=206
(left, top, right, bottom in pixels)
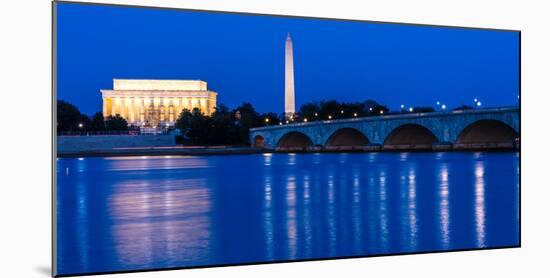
left=57, top=146, right=265, bottom=158
left=57, top=145, right=519, bottom=158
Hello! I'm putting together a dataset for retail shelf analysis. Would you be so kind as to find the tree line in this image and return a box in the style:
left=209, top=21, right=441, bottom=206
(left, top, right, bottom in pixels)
left=57, top=100, right=128, bottom=132
left=57, top=99, right=476, bottom=144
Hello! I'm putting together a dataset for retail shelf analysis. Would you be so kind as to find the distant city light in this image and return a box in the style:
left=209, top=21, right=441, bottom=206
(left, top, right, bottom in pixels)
left=340, top=110, right=344, bottom=114
left=474, top=98, right=478, bottom=102
left=353, top=112, right=358, bottom=117
left=166, top=123, right=169, bottom=127
left=78, top=123, right=83, bottom=128
left=265, top=118, right=269, bottom=123
left=285, top=120, right=289, bottom=124
left=328, top=115, right=332, bottom=120
left=477, top=101, right=482, bottom=107
left=441, top=104, right=447, bottom=110
left=369, top=107, right=373, bottom=111
left=436, top=101, right=440, bottom=105
left=279, top=122, right=282, bottom=125
left=380, top=110, right=384, bottom=115
left=304, top=118, right=308, bottom=122
left=314, top=112, right=318, bottom=117
left=400, top=104, right=405, bottom=109
left=409, top=107, right=413, bottom=112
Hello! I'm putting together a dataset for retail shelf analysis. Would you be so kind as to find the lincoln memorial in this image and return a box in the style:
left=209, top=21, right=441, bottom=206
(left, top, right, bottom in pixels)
left=100, top=79, right=217, bottom=127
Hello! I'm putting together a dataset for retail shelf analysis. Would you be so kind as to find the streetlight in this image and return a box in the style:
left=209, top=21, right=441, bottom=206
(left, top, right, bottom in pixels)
left=78, top=123, right=83, bottom=128
left=409, top=107, right=413, bottom=112
left=304, top=118, right=308, bottom=122
left=314, top=112, right=318, bottom=117
left=441, top=104, right=446, bottom=110
left=476, top=101, right=482, bottom=107
left=328, top=115, right=332, bottom=120
left=380, top=110, right=384, bottom=115
left=353, top=112, right=358, bottom=117
left=400, top=104, right=405, bottom=109
left=436, top=101, right=440, bottom=106
left=265, top=118, right=269, bottom=123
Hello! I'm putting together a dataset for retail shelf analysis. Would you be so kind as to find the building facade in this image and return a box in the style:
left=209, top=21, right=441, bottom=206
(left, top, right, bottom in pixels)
left=100, top=79, right=217, bottom=127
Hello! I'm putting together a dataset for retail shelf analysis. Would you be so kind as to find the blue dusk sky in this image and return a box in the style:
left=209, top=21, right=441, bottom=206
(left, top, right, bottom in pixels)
left=56, top=2, right=519, bottom=116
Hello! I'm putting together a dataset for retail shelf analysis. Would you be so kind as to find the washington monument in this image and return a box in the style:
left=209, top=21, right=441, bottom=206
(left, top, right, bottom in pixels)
left=285, top=33, right=295, bottom=118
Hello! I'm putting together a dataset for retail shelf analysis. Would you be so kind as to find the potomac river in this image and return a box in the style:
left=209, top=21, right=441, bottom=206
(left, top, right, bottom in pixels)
left=56, top=152, right=519, bottom=276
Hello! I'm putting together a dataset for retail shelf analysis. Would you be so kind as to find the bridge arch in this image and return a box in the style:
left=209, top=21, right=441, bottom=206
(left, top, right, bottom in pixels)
left=276, top=131, right=314, bottom=150
left=325, top=127, right=370, bottom=148
left=455, top=120, right=518, bottom=149
left=383, top=123, right=438, bottom=150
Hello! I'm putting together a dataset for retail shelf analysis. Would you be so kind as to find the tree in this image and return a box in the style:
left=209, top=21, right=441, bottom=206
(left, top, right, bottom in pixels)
left=299, top=102, right=321, bottom=121
left=453, top=104, right=474, bottom=111
left=259, top=112, right=281, bottom=126
left=187, top=110, right=210, bottom=144
left=79, top=114, right=92, bottom=131
left=233, top=102, right=261, bottom=144
left=105, top=114, right=128, bottom=131
left=411, top=106, right=435, bottom=113
left=175, top=108, right=193, bottom=132
left=298, top=99, right=390, bottom=121
left=90, top=112, right=105, bottom=131
left=57, top=100, right=82, bottom=132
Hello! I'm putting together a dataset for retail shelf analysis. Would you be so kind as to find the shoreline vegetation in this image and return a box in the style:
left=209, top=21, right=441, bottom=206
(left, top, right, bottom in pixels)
left=57, top=99, right=459, bottom=146
left=57, top=100, right=519, bottom=158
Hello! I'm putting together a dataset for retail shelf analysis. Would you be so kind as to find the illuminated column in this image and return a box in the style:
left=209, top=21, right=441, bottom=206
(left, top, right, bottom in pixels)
left=191, top=98, right=196, bottom=111
left=128, top=97, right=135, bottom=123
left=134, top=97, right=140, bottom=124
left=121, top=97, right=127, bottom=119
left=112, top=97, right=118, bottom=117
left=209, top=96, right=216, bottom=115
left=140, top=97, right=145, bottom=123
left=173, top=97, right=180, bottom=117
left=102, top=97, right=107, bottom=117
left=200, top=98, right=207, bottom=114
left=159, top=97, right=166, bottom=122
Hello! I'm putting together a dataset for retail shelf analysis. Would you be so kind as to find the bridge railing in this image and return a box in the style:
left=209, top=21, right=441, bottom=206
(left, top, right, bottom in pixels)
left=250, top=106, right=519, bottom=132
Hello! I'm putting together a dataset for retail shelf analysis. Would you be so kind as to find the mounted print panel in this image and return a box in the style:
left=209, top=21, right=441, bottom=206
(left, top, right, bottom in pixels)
left=53, top=1, right=520, bottom=277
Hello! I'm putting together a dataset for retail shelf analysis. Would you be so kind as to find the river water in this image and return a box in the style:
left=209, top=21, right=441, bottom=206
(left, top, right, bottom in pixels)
left=56, top=152, right=519, bottom=275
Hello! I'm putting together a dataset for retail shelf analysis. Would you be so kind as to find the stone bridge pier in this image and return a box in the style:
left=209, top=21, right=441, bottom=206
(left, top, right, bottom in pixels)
left=250, top=107, right=519, bottom=151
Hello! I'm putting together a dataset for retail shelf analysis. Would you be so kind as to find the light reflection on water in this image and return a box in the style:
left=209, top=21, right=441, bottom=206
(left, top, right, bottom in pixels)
left=439, top=163, right=451, bottom=249
left=56, top=152, right=519, bottom=275
left=475, top=161, right=487, bottom=248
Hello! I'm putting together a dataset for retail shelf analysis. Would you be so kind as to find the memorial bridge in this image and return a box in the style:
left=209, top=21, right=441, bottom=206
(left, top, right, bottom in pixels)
left=250, top=107, right=519, bottom=151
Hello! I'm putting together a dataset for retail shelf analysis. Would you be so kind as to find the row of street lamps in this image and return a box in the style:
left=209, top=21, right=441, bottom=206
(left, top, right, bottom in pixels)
left=271, top=98, right=485, bottom=125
